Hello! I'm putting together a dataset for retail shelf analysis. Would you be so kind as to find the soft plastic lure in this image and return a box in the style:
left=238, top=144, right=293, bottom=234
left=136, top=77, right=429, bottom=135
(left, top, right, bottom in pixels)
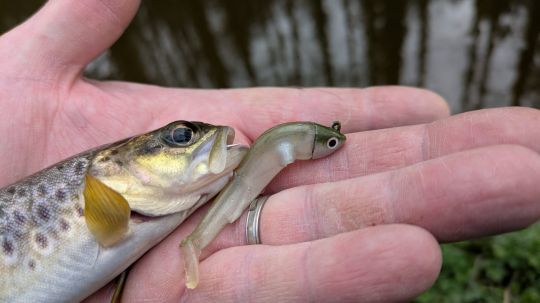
left=181, top=121, right=346, bottom=289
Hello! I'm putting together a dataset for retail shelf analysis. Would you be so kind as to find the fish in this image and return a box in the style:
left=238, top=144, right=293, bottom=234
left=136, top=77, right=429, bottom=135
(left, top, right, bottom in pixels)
left=0, top=121, right=247, bottom=302
left=181, top=121, right=346, bottom=288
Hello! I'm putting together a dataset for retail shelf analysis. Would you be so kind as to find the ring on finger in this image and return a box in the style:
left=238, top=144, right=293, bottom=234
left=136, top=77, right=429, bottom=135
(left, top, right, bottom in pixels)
left=246, top=195, right=269, bottom=245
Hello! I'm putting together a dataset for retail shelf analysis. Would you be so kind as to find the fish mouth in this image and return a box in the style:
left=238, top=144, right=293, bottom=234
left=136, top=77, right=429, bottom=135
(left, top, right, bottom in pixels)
left=130, top=127, right=248, bottom=219
left=225, top=128, right=249, bottom=172
left=224, top=143, right=248, bottom=171
left=177, top=127, right=247, bottom=195
left=209, top=126, right=248, bottom=174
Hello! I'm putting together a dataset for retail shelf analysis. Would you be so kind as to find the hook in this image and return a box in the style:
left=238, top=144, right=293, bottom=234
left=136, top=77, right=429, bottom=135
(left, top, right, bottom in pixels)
left=331, top=121, right=341, bottom=132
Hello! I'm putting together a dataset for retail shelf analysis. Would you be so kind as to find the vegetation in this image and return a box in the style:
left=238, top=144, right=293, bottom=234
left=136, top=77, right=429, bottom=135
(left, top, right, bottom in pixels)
left=416, top=224, right=540, bottom=303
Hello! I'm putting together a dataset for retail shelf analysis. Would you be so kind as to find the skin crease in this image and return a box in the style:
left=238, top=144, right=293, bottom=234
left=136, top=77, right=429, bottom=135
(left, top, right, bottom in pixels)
left=0, top=0, right=539, bottom=302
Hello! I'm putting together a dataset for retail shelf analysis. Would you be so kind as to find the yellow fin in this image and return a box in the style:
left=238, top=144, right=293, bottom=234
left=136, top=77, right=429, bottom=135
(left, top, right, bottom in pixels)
left=83, top=174, right=130, bottom=247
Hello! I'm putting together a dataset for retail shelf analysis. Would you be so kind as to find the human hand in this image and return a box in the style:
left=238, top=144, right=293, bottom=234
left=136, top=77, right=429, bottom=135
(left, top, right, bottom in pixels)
left=1, top=1, right=447, bottom=302
left=96, top=108, right=540, bottom=303
left=4, top=1, right=539, bottom=302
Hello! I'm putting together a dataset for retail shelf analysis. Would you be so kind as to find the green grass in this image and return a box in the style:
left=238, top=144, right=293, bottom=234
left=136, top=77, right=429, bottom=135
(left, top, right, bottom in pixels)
left=416, top=224, right=540, bottom=302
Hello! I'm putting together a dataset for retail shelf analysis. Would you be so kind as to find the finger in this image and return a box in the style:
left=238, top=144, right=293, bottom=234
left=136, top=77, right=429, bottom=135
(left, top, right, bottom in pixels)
left=267, top=107, right=540, bottom=192
left=3, top=0, right=139, bottom=74
left=101, top=84, right=450, bottom=140
left=256, top=144, right=540, bottom=245
left=124, top=225, right=441, bottom=302
left=229, top=86, right=450, bottom=139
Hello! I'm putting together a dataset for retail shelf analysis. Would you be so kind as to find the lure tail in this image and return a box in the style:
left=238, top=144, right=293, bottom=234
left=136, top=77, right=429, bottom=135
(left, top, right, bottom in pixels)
left=180, top=238, right=202, bottom=289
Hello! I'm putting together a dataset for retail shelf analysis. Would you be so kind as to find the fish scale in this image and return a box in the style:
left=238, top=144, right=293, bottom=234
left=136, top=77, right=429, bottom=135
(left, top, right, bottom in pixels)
left=0, top=154, right=91, bottom=265
left=0, top=121, right=247, bottom=302
left=0, top=154, right=93, bottom=299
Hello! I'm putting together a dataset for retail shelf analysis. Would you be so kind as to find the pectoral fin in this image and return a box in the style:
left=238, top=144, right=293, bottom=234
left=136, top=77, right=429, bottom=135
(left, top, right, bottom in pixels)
left=83, top=174, right=131, bottom=247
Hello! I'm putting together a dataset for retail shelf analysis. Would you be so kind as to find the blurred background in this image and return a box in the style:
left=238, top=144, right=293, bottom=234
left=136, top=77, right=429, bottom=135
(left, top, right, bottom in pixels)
left=1, top=0, right=539, bottom=301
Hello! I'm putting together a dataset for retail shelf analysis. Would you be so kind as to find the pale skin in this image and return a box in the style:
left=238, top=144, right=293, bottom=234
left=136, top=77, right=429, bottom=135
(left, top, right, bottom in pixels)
left=1, top=1, right=540, bottom=302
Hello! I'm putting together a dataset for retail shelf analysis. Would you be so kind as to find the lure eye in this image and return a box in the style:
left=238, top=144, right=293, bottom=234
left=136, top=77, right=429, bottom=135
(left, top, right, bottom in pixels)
left=163, top=125, right=195, bottom=146
left=327, top=137, right=339, bottom=149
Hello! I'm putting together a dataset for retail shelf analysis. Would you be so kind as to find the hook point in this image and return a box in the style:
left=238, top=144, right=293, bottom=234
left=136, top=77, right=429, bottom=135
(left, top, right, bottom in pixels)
left=331, top=121, right=341, bottom=132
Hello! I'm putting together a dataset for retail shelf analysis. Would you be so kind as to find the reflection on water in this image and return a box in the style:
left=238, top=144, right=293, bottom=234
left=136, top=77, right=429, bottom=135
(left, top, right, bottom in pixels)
left=0, top=0, right=538, bottom=112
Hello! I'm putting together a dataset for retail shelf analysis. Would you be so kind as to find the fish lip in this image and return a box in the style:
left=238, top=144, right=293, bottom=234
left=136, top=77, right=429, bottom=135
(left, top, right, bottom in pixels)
left=223, top=143, right=248, bottom=171
left=172, top=140, right=247, bottom=202
left=191, top=127, right=247, bottom=174
left=224, top=127, right=248, bottom=157
left=225, top=143, right=249, bottom=172
left=224, top=127, right=248, bottom=168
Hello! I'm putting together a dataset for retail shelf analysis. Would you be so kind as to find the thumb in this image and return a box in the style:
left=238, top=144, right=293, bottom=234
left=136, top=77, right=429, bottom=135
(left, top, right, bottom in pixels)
left=3, top=0, right=139, bottom=76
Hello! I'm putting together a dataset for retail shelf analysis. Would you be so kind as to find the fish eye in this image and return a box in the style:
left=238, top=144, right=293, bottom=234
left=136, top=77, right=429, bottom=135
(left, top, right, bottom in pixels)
left=327, top=137, right=339, bottom=149
left=163, top=125, right=195, bottom=146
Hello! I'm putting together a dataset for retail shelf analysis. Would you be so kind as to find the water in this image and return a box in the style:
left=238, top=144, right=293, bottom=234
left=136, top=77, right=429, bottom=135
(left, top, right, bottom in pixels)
left=1, top=0, right=538, bottom=112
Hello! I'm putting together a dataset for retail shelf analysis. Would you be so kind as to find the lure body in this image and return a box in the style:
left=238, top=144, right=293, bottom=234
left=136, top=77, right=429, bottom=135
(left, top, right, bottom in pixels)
left=0, top=121, right=247, bottom=302
left=181, top=121, right=346, bottom=288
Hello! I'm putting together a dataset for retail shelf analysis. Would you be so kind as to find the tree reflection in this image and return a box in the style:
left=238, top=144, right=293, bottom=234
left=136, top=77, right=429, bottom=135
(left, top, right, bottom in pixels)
left=0, top=0, right=538, bottom=112
left=361, top=0, right=407, bottom=85
left=462, top=0, right=512, bottom=110
left=416, top=0, right=429, bottom=87
left=512, top=0, right=540, bottom=106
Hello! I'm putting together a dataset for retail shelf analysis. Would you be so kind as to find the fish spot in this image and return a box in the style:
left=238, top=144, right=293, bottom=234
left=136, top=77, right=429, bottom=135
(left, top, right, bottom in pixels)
left=110, top=149, right=119, bottom=155
left=100, top=156, right=111, bottom=162
left=74, top=161, right=86, bottom=174
left=55, top=189, right=67, bottom=202
left=12, top=211, right=26, bottom=225
left=28, top=259, right=36, bottom=270
left=6, top=187, right=15, bottom=195
left=2, top=238, right=14, bottom=256
left=32, top=201, right=54, bottom=224
left=16, top=188, right=27, bottom=197
left=59, top=219, right=70, bottom=232
left=114, top=160, right=124, bottom=167
left=56, top=164, right=65, bottom=171
left=36, top=204, right=50, bottom=222
left=37, top=184, right=49, bottom=197
left=76, top=205, right=84, bottom=217
left=35, top=233, right=48, bottom=249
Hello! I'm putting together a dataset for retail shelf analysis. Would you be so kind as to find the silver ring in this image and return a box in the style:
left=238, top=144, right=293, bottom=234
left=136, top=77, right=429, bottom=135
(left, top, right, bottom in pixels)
left=246, top=196, right=269, bottom=245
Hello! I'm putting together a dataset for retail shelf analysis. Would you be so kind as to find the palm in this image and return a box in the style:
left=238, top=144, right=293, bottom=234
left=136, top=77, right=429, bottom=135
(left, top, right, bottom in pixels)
left=3, top=1, right=540, bottom=302
left=0, top=75, right=240, bottom=186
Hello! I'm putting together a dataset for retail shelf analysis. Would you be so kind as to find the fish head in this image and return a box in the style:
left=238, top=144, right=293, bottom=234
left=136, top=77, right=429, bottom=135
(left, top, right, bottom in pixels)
left=89, top=121, right=248, bottom=216
left=119, top=121, right=245, bottom=185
